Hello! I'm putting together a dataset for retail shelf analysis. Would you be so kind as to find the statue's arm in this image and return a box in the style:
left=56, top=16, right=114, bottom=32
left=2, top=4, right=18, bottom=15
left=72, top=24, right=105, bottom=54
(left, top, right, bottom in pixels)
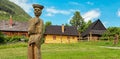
left=38, top=20, right=44, bottom=34
left=28, top=19, right=36, bottom=36
left=33, top=20, right=44, bottom=45
left=28, top=18, right=41, bottom=35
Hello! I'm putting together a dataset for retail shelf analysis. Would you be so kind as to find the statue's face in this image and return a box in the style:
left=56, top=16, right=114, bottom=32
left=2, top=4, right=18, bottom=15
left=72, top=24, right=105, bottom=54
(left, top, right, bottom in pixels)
left=34, top=8, right=42, bottom=17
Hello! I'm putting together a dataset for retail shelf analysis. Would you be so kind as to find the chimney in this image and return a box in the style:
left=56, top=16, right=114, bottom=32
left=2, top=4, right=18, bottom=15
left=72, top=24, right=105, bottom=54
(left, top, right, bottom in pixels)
left=9, top=15, right=13, bottom=28
left=62, top=24, right=64, bottom=33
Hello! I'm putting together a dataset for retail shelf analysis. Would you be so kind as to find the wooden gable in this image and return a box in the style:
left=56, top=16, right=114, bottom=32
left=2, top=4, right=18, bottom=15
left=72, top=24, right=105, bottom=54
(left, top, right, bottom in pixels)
left=82, top=19, right=106, bottom=37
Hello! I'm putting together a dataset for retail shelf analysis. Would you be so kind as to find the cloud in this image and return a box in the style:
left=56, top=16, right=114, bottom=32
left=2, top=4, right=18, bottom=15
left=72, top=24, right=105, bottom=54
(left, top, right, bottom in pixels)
left=46, top=7, right=76, bottom=16
left=69, top=2, right=80, bottom=5
left=82, top=9, right=100, bottom=22
left=46, top=13, right=53, bottom=17
left=117, top=9, right=120, bottom=17
left=86, top=1, right=94, bottom=5
left=9, top=0, right=32, bottom=13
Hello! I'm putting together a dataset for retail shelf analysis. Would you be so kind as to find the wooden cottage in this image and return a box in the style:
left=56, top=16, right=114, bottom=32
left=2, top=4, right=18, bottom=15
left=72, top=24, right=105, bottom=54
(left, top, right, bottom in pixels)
left=82, top=19, right=106, bottom=41
left=0, top=16, right=28, bottom=37
left=44, top=25, right=79, bottom=43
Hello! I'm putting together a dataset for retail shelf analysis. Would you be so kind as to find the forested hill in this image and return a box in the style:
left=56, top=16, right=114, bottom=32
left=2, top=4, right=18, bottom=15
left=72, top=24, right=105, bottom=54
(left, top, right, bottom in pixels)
left=0, top=0, right=31, bottom=21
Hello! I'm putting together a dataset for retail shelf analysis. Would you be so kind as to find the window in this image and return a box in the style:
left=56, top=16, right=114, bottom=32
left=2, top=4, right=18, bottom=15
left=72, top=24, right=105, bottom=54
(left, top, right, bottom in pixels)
left=67, top=36, right=70, bottom=40
left=72, top=36, right=75, bottom=39
left=53, top=35, right=56, bottom=40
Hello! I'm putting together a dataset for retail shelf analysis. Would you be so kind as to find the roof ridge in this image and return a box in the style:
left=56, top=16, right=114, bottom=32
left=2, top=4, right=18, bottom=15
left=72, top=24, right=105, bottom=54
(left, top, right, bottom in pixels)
left=91, top=19, right=100, bottom=29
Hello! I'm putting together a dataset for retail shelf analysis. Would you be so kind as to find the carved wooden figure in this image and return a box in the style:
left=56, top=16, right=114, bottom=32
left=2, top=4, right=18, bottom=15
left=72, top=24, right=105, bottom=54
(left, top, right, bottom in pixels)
left=28, top=4, right=44, bottom=59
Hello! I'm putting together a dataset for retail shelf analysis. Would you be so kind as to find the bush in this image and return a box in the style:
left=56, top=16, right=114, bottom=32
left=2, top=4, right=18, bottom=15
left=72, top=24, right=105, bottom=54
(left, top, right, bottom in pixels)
left=41, top=38, right=45, bottom=44
left=0, top=32, right=5, bottom=43
left=9, top=36, right=21, bottom=42
left=4, top=36, right=28, bottom=43
left=21, top=36, right=29, bottom=42
left=101, top=27, right=120, bottom=40
left=0, top=37, right=5, bottom=43
left=4, top=36, right=11, bottom=43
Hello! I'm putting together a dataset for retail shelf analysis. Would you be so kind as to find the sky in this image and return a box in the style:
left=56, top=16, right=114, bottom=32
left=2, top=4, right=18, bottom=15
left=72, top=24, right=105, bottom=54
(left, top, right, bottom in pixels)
left=9, top=0, right=120, bottom=28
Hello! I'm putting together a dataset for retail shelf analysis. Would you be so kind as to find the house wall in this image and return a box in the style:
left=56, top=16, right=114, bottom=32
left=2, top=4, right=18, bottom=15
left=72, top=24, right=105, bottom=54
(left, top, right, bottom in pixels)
left=91, top=35, right=99, bottom=41
left=2, top=31, right=28, bottom=37
left=45, top=34, right=78, bottom=43
left=87, top=35, right=99, bottom=41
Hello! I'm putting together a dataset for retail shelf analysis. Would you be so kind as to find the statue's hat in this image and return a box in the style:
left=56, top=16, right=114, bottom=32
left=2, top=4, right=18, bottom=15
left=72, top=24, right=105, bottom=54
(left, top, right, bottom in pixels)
left=32, top=4, right=44, bottom=9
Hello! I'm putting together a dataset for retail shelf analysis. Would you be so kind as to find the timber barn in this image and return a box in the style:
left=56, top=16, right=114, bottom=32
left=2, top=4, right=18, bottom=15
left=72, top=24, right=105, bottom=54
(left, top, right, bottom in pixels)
left=82, top=19, right=106, bottom=41
left=44, top=25, right=79, bottom=43
left=0, top=17, right=28, bottom=37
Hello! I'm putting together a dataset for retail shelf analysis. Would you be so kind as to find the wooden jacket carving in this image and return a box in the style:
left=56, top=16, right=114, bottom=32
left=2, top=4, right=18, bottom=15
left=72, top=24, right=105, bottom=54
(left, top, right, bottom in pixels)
left=28, top=4, right=44, bottom=59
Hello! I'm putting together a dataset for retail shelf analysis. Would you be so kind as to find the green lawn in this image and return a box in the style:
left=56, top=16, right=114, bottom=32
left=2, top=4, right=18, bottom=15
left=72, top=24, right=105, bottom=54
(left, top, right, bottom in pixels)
left=0, top=41, right=120, bottom=59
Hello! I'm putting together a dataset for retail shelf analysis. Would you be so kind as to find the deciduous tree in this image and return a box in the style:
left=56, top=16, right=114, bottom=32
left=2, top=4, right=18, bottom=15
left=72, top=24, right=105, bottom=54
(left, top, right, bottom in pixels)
left=70, top=11, right=86, bottom=33
left=45, top=21, right=52, bottom=27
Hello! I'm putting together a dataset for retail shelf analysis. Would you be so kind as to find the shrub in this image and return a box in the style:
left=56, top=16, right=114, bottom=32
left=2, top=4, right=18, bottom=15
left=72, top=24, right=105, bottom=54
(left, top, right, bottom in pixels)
left=9, top=36, right=21, bottom=42
left=21, top=36, right=29, bottom=42
left=0, top=32, right=5, bottom=43
left=41, top=38, right=45, bottom=44
left=0, top=37, right=5, bottom=43
left=4, top=36, right=28, bottom=43
left=4, top=36, right=11, bottom=43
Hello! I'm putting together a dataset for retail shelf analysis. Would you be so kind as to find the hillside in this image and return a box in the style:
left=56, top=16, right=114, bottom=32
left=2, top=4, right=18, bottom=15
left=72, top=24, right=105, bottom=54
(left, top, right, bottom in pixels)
left=0, top=0, right=31, bottom=21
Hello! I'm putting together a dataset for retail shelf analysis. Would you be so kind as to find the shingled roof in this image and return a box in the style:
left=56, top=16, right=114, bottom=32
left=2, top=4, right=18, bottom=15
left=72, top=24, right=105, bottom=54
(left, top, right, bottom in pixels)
left=44, top=25, right=78, bottom=36
left=82, top=19, right=106, bottom=37
left=0, top=20, right=28, bottom=32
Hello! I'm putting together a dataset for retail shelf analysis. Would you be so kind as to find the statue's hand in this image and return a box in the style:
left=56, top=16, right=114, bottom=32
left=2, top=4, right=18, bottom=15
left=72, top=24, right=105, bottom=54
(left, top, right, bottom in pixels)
left=28, top=40, right=35, bottom=46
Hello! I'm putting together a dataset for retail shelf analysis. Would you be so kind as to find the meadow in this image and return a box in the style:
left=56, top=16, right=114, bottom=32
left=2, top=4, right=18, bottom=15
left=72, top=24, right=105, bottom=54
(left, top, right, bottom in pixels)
left=0, top=41, right=120, bottom=59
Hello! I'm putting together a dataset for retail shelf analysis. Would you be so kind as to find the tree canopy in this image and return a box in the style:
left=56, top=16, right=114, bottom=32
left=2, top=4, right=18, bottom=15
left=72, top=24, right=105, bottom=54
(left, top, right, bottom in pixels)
left=70, top=11, right=91, bottom=33
left=102, top=27, right=120, bottom=40
left=45, top=21, right=52, bottom=27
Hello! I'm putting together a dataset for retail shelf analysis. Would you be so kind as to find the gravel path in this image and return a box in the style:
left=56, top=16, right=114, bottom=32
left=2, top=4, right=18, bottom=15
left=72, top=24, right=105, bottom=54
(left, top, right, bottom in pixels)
left=100, top=46, right=120, bottom=49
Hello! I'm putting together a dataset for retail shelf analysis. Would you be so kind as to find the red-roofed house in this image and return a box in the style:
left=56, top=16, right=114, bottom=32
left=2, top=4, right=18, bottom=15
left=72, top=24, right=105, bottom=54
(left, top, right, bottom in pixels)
left=0, top=16, right=28, bottom=37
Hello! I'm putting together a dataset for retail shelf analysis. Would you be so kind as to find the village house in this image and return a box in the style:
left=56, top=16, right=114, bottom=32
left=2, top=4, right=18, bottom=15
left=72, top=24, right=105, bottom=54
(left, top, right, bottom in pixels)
left=44, top=25, right=79, bottom=43
left=82, top=19, right=106, bottom=41
left=0, top=16, right=28, bottom=37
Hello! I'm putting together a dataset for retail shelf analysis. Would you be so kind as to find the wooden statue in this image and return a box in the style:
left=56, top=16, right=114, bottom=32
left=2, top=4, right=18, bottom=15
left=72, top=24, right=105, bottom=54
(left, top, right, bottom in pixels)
left=28, top=4, right=44, bottom=59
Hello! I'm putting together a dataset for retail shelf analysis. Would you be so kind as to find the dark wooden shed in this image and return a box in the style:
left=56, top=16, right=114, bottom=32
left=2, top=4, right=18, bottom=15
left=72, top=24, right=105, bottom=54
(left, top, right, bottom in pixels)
left=82, top=19, right=106, bottom=41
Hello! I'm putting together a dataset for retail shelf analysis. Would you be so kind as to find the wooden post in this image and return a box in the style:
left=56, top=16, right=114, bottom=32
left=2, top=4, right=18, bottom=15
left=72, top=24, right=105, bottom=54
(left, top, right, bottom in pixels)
left=78, top=32, right=80, bottom=41
left=88, top=35, right=90, bottom=41
left=90, top=32, right=92, bottom=41
left=114, top=34, right=119, bottom=45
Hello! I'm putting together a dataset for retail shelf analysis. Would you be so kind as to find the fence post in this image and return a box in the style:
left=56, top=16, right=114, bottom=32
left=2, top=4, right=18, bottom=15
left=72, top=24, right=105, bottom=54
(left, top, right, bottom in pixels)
left=114, top=34, right=119, bottom=45
left=90, top=32, right=92, bottom=41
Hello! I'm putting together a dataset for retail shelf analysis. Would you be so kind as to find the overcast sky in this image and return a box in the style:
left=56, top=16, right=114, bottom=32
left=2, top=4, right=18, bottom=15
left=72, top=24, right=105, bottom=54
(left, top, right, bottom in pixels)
left=9, top=0, right=120, bottom=27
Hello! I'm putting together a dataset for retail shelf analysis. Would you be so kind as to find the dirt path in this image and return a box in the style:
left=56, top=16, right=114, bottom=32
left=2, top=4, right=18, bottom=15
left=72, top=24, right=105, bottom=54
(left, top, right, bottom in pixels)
left=100, top=46, right=120, bottom=49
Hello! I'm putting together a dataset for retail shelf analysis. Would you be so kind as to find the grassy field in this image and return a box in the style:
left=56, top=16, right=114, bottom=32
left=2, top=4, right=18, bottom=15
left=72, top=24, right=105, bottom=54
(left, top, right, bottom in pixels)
left=0, top=41, right=120, bottom=59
